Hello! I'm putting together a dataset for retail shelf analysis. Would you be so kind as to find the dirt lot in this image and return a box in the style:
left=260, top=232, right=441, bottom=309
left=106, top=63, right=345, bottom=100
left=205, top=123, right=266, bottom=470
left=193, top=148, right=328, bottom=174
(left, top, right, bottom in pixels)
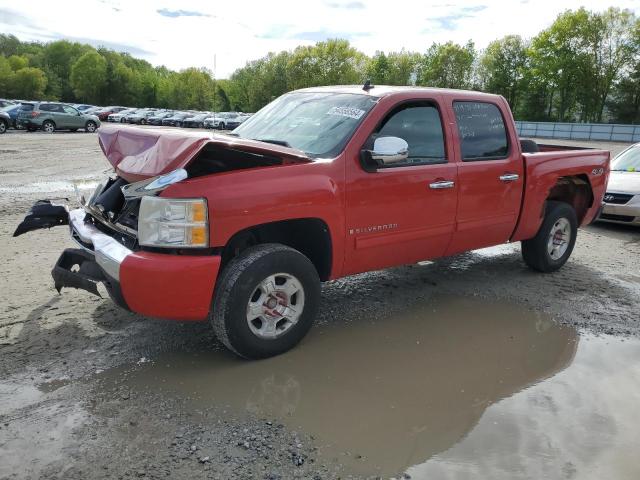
left=1, top=129, right=640, bottom=479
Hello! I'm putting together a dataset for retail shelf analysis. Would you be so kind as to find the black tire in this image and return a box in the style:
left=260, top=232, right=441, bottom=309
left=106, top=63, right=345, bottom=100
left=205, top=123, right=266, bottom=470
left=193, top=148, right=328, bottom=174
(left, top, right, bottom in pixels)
left=0, top=119, right=7, bottom=134
left=120, top=118, right=127, bottom=123
left=42, top=120, right=55, bottom=133
left=219, top=122, right=226, bottom=130
left=521, top=201, right=577, bottom=272
left=211, top=244, right=321, bottom=359
left=85, top=121, right=97, bottom=133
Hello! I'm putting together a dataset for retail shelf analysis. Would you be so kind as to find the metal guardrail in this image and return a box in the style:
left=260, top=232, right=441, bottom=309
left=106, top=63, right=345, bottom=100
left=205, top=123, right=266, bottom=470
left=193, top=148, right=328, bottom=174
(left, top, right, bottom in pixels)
left=515, top=121, right=640, bottom=143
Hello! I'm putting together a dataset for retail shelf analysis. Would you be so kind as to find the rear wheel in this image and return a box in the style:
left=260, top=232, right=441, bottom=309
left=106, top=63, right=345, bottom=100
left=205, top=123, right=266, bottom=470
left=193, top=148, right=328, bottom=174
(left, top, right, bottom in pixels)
left=85, top=121, right=97, bottom=133
left=219, top=122, right=226, bottom=130
left=522, top=201, right=577, bottom=272
left=0, top=119, right=7, bottom=134
left=141, top=119, right=147, bottom=125
left=42, top=120, right=55, bottom=133
left=211, top=244, right=321, bottom=359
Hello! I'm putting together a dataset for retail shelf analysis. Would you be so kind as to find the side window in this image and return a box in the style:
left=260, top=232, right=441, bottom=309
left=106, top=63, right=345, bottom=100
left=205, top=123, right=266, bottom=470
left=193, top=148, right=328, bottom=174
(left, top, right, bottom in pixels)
left=40, top=104, right=53, bottom=112
left=453, top=102, right=508, bottom=161
left=63, top=105, right=78, bottom=115
left=373, top=104, right=446, bottom=167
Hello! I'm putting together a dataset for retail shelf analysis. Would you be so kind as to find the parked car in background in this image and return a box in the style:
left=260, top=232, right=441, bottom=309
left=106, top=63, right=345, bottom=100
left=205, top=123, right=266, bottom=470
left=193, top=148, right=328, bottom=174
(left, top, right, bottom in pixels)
left=126, top=109, right=159, bottom=125
left=0, top=109, right=10, bottom=133
left=84, top=106, right=103, bottom=115
left=182, top=113, right=209, bottom=128
left=211, top=112, right=244, bottom=130
left=147, top=111, right=174, bottom=125
left=599, top=143, right=640, bottom=226
left=0, top=99, right=15, bottom=108
left=108, top=109, right=138, bottom=123
left=17, top=102, right=100, bottom=133
left=74, top=104, right=94, bottom=112
left=97, top=106, right=127, bottom=121
left=162, top=112, right=190, bottom=127
left=2, top=104, right=22, bottom=128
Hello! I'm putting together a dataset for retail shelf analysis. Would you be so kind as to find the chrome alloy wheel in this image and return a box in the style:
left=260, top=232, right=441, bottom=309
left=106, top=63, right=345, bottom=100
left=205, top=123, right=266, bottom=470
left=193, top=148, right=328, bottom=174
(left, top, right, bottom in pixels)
left=547, top=217, right=571, bottom=260
left=246, top=273, right=305, bottom=339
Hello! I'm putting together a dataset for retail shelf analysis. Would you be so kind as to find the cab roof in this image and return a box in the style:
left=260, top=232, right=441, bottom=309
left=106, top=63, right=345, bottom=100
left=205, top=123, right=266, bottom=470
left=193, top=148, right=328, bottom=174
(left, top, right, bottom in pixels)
left=294, top=85, right=504, bottom=102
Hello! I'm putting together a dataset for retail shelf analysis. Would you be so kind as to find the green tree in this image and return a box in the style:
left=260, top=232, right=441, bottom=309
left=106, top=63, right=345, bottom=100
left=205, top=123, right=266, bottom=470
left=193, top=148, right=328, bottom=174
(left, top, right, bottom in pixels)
left=9, top=67, right=47, bottom=99
left=577, top=8, right=639, bottom=122
left=417, top=41, right=476, bottom=89
left=7, top=55, right=28, bottom=71
left=0, top=56, right=13, bottom=96
left=478, top=36, right=528, bottom=112
left=70, top=51, right=107, bottom=103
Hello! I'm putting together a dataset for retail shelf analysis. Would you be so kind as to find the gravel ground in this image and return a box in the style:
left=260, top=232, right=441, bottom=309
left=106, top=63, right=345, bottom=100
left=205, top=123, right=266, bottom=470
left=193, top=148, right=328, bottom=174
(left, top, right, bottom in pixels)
left=0, top=129, right=639, bottom=479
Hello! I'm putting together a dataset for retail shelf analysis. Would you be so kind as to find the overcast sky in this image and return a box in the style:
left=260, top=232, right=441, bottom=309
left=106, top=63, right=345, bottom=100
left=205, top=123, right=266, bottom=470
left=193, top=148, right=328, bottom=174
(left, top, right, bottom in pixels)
left=1, top=0, right=639, bottom=78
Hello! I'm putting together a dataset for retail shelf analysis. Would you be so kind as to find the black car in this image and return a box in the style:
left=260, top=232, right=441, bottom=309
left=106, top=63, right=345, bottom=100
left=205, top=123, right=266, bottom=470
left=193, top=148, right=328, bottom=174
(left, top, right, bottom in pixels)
left=147, top=111, right=174, bottom=126
left=181, top=113, right=209, bottom=128
left=161, top=112, right=190, bottom=127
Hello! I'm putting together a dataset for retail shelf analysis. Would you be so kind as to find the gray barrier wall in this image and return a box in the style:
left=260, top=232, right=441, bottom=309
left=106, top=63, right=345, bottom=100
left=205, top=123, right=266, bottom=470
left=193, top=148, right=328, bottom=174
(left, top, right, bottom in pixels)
left=515, top=121, right=640, bottom=143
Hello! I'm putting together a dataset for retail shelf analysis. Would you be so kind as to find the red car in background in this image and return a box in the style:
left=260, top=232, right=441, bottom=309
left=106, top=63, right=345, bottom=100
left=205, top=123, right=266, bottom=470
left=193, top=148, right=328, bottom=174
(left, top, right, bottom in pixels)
left=95, top=106, right=128, bottom=121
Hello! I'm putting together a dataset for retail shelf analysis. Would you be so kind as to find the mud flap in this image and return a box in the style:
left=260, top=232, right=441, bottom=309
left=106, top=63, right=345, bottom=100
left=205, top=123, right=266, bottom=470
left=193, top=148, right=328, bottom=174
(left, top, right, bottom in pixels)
left=51, top=248, right=105, bottom=297
left=13, top=200, right=70, bottom=237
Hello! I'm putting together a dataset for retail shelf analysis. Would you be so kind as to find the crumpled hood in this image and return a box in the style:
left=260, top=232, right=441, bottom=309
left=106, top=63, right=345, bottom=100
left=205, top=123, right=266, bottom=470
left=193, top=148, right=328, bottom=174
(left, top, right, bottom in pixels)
left=98, top=124, right=310, bottom=183
left=607, top=171, right=640, bottom=194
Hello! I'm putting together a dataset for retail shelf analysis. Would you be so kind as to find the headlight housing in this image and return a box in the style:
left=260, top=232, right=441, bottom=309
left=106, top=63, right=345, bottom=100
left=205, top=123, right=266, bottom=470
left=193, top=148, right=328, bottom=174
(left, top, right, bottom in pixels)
left=138, top=197, right=208, bottom=248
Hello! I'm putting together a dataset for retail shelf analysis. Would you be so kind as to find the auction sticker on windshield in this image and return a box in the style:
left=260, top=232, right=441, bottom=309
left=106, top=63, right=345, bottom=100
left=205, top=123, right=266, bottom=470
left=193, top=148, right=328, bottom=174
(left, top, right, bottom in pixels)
left=327, top=106, right=366, bottom=120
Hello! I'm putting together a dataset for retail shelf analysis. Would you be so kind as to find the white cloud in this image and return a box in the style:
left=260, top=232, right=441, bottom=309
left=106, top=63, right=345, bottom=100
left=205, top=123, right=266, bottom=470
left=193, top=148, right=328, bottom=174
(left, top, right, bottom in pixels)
left=1, top=0, right=639, bottom=78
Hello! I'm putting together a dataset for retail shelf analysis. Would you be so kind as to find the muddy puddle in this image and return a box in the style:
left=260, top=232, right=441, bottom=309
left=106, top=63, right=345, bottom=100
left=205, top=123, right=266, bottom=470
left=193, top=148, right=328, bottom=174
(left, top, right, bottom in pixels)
left=91, top=296, right=638, bottom=478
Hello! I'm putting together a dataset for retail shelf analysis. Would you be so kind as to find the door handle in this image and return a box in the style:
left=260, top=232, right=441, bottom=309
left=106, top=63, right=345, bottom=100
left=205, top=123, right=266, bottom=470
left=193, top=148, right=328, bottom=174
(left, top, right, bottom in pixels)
left=499, top=173, right=520, bottom=182
left=429, top=180, right=455, bottom=189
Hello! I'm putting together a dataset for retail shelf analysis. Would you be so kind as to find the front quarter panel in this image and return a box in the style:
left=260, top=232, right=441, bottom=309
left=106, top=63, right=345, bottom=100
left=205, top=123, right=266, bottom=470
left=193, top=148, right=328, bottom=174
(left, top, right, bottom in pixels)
left=162, top=159, right=346, bottom=278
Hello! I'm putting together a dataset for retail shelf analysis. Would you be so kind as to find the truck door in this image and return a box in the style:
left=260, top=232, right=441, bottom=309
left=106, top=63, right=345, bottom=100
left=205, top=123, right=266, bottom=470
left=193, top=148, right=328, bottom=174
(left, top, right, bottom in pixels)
left=343, top=100, right=458, bottom=275
left=445, top=100, right=523, bottom=255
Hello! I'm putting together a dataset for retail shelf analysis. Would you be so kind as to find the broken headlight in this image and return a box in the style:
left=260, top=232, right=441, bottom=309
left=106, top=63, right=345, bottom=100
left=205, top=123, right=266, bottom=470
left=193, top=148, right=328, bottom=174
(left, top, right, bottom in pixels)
left=138, top=197, right=208, bottom=248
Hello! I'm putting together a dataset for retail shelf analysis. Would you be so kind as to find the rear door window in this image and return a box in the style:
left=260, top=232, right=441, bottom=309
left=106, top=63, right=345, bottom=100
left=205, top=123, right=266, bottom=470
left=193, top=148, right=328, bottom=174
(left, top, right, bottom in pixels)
left=453, top=102, right=509, bottom=161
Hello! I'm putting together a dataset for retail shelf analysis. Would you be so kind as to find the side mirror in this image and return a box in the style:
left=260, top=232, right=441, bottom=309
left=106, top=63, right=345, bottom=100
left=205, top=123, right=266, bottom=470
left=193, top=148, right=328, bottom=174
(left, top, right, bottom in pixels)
left=368, top=136, right=409, bottom=166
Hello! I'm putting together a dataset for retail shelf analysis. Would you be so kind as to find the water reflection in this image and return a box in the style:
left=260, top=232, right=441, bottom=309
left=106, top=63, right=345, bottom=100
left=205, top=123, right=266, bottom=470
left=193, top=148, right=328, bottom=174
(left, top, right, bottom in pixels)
left=101, top=296, right=578, bottom=477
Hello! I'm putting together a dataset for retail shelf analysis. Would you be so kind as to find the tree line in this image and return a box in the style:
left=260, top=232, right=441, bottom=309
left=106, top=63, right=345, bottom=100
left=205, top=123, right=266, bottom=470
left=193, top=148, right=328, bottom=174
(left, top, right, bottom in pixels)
left=1, top=6, right=638, bottom=123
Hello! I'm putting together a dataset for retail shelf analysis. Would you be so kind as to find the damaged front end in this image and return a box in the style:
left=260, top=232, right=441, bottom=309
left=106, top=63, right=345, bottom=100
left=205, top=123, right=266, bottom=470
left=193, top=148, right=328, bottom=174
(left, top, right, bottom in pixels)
left=13, top=124, right=310, bottom=308
left=13, top=177, right=147, bottom=304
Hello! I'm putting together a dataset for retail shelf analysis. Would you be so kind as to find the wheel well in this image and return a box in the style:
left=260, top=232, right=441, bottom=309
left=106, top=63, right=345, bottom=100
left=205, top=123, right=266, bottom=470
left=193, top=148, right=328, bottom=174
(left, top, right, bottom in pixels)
left=546, top=175, right=593, bottom=223
left=221, top=219, right=333, bottom=281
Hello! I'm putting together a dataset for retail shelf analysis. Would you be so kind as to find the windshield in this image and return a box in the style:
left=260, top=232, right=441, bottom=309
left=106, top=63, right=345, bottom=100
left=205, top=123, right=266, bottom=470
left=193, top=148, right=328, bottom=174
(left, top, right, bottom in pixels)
left=612, top=146, right=640, bottom=172
left=234, top=92, right=378, bottom=158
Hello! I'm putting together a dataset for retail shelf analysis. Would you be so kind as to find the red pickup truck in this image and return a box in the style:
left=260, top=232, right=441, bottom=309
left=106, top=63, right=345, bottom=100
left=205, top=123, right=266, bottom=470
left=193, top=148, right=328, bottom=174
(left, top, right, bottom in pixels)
left=15, top=86, right=609, bottom=359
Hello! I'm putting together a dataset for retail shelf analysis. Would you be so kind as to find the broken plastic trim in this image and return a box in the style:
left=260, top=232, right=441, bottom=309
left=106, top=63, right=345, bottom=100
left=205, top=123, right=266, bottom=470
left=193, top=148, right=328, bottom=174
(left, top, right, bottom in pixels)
left=51, top=248, right=105, bottom=297
left=121, top=168, right=188, bottom=199
left=13, top=200, right=69, bottom=237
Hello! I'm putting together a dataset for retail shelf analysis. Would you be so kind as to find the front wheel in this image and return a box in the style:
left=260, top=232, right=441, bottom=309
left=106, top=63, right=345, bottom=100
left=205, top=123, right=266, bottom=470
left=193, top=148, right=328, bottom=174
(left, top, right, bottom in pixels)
left=0, top=119, right=7, bottom=134
left=85, top=121, right=97, bottom=133
left=211, top=244, right=321, bottom=359
left=521, top=201, right=578, bottom=272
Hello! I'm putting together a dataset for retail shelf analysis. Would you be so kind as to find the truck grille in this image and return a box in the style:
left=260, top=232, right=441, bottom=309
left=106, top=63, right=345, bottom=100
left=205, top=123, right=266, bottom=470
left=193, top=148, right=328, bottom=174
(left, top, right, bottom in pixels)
left=603, top=192, right=633, bottom=205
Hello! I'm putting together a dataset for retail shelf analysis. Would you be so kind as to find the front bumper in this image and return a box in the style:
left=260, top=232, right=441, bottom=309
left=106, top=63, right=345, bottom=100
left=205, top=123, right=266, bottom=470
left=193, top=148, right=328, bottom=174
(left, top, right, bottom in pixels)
left=599, top=194, right=640, bottom=225
left=61, top=208, right=221, bottom=320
